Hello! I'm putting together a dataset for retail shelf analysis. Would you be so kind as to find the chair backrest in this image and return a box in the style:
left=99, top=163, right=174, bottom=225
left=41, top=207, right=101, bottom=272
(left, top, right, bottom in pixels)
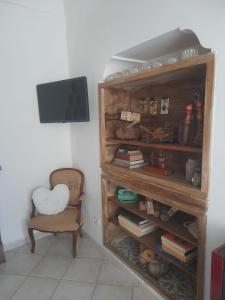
left=50, top=168, right=84, bottom=206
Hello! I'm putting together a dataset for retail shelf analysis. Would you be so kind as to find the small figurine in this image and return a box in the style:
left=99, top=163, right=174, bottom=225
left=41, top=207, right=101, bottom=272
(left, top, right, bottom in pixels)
left=160, top=207, right=178, bottom=222
left=146, top=199, right=155, bottom=215
left=160, top=97, right=170, bottom=114
left=149, top=97, right=157, bottom=115
left=139, top=97, right=148, bottom=114
left=138, top=199, right=147, bottom=211
left=193, top=95, right=203, bottom=146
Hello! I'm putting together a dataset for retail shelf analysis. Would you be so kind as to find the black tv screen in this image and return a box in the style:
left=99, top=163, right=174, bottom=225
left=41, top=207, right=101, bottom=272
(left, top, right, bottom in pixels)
left=36, top=76, right=89, bottom=123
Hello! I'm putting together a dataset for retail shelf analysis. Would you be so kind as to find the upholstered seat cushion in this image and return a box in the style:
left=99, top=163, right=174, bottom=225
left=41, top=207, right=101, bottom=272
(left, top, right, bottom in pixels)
left=27, top=207, right=80, bottom=232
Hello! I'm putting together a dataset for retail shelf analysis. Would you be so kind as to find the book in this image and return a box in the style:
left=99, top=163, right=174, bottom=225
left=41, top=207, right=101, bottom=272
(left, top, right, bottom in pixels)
left=118, top=215, right=152, bottom=229
left=162, top=243, right=197, bottom=263
left=162, top=239, right=197, bottom=256
left=161, top=233, right=196, bottom=254
left=113, top=160, right=147, bottom=169
left=117, top=145, right=140, bottom=153
left=128, top=162, right=148, bottom=169
left=115, top=152, right=143, bottom=161
left=113, top=158, right=144, bottom=165
left=118, top=216, right=157, bottom=237
left=119, top=208, right=149, bottom=225
left=119, top=221, right=156, bottom=237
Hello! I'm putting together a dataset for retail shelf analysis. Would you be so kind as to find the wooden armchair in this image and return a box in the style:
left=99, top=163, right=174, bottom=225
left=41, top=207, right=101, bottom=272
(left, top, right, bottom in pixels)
left=27, top=168, right=84, bottom=257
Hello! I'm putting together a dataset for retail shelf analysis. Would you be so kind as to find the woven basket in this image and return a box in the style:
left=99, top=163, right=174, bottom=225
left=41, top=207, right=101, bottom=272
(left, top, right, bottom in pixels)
left=115, top=124, right=140, bottom=140
left=141, top=126, right=174, bottom=143
left=148, top=259, right=169, bottom=278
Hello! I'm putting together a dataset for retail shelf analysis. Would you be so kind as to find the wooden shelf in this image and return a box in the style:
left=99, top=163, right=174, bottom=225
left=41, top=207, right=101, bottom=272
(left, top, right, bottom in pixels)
left=99, top=53, right=213, bottom=90
left=110, top=197, right=197, bottom=246
left=105, top=162, right=203, bottom=197
left=118, top=226, right=197, bottom=278
left=106, top=139, right=202, bottom=154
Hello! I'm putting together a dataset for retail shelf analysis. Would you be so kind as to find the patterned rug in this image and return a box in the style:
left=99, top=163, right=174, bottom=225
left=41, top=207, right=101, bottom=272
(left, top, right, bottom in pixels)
left=112, top=235, right=196, bottom=300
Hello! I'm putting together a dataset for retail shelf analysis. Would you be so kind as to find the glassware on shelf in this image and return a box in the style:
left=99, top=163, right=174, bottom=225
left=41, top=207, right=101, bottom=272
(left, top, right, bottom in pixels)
left=191, top=167, right=201, bottom=187
left=130, top=65, right=143, bottom=74
left=104, top=46, right=201, bottom=82
left=121, top=69, right=131, bottom=76
left=105, top=72, right=123, bottom=81
left=181, top=47, right=199, bottom=60
left=166, top=56, right=178, bottom=65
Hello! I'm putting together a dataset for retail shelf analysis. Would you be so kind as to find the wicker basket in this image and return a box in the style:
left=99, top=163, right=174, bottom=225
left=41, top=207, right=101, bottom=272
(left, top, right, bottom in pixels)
left=148, top=258, right=169, bottom=278
left=140, top=126, right=174, bottom=143
left=115, top=124, right=140, bottom=140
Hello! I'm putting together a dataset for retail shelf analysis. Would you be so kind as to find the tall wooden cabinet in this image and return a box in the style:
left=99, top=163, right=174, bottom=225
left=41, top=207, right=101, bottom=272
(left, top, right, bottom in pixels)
left=99, top=53, right=214, bottom=300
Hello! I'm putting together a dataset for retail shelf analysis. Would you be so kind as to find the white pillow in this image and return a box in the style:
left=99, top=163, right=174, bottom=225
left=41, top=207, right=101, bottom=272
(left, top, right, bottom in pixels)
left=32, top=184, right=69, bottom=215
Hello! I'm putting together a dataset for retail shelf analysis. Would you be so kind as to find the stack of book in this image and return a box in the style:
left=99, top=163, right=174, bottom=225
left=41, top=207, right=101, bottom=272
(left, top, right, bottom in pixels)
left=161, top=233, right=197, bottom=264
left=118, top=208, right=157, bottom=237
left=113, top=146, right=146, bottom=169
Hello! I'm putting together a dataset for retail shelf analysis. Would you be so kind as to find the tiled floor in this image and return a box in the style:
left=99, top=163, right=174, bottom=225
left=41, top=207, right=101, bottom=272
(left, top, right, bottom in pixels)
left=0, top=234, right=161, bottom=300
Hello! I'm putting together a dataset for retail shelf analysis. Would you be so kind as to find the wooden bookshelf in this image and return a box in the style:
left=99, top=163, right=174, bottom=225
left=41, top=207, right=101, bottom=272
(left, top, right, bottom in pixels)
left=99, top=53, right=215, bottom=300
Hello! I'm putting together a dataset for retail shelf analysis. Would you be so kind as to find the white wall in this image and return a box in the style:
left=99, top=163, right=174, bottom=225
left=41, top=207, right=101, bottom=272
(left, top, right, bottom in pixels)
left=0, top=0, right=72, bottom=249
left=64, top=1, right=225, bottom=299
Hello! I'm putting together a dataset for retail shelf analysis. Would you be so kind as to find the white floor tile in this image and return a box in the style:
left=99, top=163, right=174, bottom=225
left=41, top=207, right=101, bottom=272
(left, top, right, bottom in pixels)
left=77, top=237, right=106, bottom=259
left=98, top=261, right=139, bottom=287
left=47, top=237, right=74, bottom=257
left=1, top=235, right=162, bottom=300
left=133, top=285, right=162, bottom=300
left=51, top=280, right=94, bottom=300
left=92, top=284, right=132, bottom=300
left=11, top=277, right=58, bottom=300
left=31, top=254, right=72, bottom=279
left=0, top=253, right=42, bottom=275
left=63, top=257, right=103, bottom=282
left=0, top=274, right=25, bottom=300
left=13, top=236, right=55, bottom=256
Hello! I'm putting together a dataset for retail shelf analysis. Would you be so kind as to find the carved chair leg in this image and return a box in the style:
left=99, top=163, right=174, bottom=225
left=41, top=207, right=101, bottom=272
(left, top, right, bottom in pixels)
left=28, top=228, right=35, bottom=253
left=72, top=231, right=78, bottom=258
left=79, top=225, right=83, bottom=238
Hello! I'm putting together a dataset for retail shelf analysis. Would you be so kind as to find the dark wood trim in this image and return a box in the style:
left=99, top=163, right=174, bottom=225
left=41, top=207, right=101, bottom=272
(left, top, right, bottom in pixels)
left=30, top=200, right=36, bottom=218
left=72, top=231, right=78, bottom=257
left=0, top=233, right=5, bottom=264
left=28, top=228, right=35, bottom=253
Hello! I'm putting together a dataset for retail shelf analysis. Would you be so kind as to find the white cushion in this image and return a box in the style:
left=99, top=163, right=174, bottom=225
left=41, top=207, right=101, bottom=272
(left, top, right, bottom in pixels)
left=32, top=184, right=69, bottom=215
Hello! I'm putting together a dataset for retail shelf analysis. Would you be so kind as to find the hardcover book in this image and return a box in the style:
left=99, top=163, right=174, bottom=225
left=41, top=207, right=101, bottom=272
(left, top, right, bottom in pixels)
left=161, top=233, right=196, bottom=254
left=119, top=208, right=149, bottom=226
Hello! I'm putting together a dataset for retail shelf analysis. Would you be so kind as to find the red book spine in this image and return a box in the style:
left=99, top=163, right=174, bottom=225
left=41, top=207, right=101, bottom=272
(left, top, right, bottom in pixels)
left=210, top=245, right=225, bottom=300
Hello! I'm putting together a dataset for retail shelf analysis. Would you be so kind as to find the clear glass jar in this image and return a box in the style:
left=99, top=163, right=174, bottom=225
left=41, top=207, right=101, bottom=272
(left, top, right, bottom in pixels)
left=191, top=167, right=201, bottom=187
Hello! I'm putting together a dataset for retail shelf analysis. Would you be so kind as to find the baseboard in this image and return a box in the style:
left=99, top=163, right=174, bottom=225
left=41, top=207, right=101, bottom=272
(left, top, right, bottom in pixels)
left=4, top=232, right=52, bottom=251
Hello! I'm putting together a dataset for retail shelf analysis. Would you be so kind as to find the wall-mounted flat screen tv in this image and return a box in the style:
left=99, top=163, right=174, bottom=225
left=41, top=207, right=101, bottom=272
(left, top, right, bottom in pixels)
left=36, top=76, right=89, bottom=123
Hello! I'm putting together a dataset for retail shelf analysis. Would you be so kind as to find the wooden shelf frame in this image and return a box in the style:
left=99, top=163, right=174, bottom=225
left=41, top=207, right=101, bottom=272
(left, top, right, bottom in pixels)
left=104, top=162, right=205, bottom=203
left=99, top=53, right=213, bottom=90
left=117, top=226, right=197, bottom=278
left=99, top=53, right=215, bottom=300
left=106, top=139, right=202, bottom=154
left=109, top=197, right=197, bottom=245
